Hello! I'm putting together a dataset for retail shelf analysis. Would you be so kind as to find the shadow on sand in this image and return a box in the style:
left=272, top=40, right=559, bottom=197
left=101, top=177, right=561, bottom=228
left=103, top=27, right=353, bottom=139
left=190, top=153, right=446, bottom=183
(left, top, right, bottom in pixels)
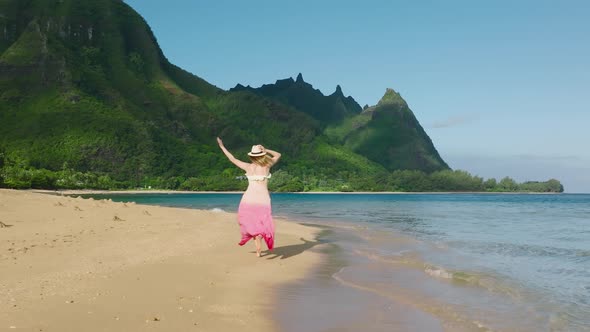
left=261, top=237, right=323, bottom=260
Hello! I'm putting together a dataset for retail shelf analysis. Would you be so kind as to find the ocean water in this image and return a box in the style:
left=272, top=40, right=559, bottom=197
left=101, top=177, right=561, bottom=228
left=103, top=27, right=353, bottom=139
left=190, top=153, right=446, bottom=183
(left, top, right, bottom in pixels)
left=89, top=193, right=590, bottom=331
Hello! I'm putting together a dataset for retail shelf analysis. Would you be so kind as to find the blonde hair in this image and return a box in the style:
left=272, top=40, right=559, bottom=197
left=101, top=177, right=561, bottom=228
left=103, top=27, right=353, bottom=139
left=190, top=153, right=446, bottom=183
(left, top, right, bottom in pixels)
left=249, top=155, right=273, bottom=167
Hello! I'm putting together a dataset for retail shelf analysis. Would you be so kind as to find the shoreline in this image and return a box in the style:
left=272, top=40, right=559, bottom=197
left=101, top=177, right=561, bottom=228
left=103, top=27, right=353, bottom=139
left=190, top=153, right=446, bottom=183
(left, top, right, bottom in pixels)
left=32, top=189, right=567, bottom=195
left=275, top=223, right=452, bottom=331
left=0, top=189, right=324, bottom=331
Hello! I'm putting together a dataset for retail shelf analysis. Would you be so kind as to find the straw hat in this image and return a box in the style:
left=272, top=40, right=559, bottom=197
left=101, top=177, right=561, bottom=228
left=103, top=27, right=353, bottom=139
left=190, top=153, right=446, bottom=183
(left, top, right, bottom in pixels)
left=247, top=145, right=267, bottom=157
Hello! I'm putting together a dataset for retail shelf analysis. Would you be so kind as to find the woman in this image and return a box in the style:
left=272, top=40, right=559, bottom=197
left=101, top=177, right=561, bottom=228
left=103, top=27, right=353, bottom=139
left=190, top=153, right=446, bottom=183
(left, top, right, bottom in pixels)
left=217, top=137, right=281, bottom=257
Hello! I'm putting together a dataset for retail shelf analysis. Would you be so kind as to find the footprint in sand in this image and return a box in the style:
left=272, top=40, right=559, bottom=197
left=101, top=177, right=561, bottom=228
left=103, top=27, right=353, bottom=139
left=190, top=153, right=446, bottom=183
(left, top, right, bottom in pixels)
left=0, top=221, right=13, bottom=228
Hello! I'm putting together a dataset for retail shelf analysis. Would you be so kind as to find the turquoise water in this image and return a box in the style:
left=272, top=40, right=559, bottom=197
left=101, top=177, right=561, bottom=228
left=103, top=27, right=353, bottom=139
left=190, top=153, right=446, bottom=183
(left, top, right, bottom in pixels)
left=91, top=193, right=590, bottom=331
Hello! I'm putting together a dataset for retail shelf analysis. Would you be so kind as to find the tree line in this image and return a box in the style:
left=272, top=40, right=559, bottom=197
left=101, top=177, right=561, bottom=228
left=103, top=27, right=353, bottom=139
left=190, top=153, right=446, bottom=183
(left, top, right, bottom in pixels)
left=0, top=153, right=564, bottom=193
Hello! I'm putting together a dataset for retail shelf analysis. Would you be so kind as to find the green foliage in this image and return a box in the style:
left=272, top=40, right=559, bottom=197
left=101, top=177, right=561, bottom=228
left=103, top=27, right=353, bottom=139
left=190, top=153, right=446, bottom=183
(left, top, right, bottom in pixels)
left=389, top=170, right=432, bottom=192
left=545, top=179, right=564, bottom=193
left=0, top=154, right=565, bottom=193
left=519, top=179, right=564, bottom=193
left=376, top=88, right=407, bottom=108
left=1, top=166, right=33, bottom=189
left=234, top=78, right=448, bottom=173
left=484, top=178, right=497, bottom=191
left=429, top=170, right=484, bottom=191
left=0, top=20, right=45, bottom=65
left=498, top=177, right=518, bottom=192
left=324, top=112, right=372, bottom=143
left=179, top=175, right=246, bottom=191
left=322, top=89, right=449, bottom=173
left=268, top=170, right=304, bottom=192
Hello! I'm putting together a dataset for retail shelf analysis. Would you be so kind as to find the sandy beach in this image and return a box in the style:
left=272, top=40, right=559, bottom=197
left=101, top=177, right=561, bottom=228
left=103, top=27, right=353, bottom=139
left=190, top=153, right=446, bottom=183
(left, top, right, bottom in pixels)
left=0, top=189, right=322, bottom=331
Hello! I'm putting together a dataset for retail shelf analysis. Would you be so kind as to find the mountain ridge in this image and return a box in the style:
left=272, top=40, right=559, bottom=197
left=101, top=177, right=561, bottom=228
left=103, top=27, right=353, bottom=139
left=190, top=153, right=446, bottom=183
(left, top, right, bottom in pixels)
left=234, top=77, right=448, bottom=172
left=231, top=73, right=363, bottom=124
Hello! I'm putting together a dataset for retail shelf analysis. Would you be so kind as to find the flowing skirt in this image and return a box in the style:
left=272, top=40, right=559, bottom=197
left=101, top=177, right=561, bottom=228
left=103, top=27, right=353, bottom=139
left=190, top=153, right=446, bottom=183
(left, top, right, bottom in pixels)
left=237, top=202, right=275, bottom=250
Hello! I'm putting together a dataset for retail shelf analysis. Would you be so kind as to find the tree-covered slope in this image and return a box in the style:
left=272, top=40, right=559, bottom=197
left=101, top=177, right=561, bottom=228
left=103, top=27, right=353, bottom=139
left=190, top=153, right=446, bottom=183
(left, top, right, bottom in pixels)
left=0, top=0, right=388, bottom=190
left=0, top=0, right=220, bottom=179
left=326, top=88, right=449, bottom=172
left=232, top=76, right=449, bottom=173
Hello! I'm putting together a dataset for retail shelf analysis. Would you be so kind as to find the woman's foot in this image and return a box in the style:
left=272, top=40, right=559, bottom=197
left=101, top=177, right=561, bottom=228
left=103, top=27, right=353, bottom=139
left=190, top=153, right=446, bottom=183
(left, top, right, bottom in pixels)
left=255, top=235, right=262, bottom=257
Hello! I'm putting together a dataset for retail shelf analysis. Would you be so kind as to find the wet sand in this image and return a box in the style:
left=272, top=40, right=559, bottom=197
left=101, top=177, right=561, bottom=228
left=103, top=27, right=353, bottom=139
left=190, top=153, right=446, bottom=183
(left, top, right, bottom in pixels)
left=0, top=189, right=322, bottom=331
left=275, top=225, right=447, bottom=332
left=276, top=222, right=553, bottom=332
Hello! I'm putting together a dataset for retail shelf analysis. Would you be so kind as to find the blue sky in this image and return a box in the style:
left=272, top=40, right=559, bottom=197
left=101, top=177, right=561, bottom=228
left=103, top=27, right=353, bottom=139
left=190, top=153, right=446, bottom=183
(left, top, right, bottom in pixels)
left=126, top=0, right=590, bottom=192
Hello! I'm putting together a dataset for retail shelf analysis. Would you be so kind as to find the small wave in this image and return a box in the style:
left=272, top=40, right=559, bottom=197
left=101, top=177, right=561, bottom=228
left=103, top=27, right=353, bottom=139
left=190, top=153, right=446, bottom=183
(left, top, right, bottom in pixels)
left=453, top=240, right=590, bottom=261
left=352, top=248, right=424, bottom=269
left=472, top=320, right=493, bottom=331
left=424, top=264, right=485, bottom=285
left=333, top=267, right=502, bottom=332
left=424, top=266, right=454, bottom=279
left=423, top=264, right=529, bottom=302
left=209, top=208, right=225, bottom=213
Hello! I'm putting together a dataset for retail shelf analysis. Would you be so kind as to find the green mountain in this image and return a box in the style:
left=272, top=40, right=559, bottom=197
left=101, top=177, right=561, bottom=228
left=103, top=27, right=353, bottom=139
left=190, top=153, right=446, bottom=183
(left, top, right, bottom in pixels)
left=0, top=0, right=452, bottom=191
left=326, top=88, right=448, bottom=172
left=232, top=73, right=362, bottom=124
left=233, top=77, right=448, bottom=173
left=0, top=0, right=319, bottom=179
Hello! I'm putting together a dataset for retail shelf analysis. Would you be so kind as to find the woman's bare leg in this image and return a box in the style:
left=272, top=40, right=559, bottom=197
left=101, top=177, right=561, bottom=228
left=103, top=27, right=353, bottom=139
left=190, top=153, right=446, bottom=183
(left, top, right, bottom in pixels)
left=255, top=235, right=262, bottom=257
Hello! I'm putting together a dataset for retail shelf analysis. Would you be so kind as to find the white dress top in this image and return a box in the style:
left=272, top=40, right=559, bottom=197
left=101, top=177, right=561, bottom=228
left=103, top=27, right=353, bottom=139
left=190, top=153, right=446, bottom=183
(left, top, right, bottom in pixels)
left=245, top=173, right=272, bottom=181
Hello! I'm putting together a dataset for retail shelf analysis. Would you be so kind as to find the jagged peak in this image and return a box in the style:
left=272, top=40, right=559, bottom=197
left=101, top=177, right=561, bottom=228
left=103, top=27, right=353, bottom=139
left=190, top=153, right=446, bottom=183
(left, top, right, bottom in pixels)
left=295, top=72, right=304, bottom=83
left=377, top=88, right=407, bottom=107
left=275, top=77, right=295, bottom=85
left=333, top=84, right=343, bottom=96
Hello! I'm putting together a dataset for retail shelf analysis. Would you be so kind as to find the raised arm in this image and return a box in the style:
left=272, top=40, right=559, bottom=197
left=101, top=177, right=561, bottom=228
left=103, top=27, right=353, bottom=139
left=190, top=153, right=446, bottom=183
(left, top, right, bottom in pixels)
left=217, top=137, right=250, bottom=171
left=262, top=147, right=282, bottom=165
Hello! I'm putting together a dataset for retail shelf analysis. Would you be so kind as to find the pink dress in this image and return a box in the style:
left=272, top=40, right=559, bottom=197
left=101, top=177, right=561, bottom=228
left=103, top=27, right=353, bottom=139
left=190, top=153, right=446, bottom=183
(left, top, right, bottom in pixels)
left=237, top=173, right=275, bottom=250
